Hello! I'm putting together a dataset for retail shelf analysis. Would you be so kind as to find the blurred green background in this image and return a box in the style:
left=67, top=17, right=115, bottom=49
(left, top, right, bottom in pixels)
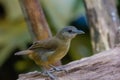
left=0, top=0, right=119, bottom=80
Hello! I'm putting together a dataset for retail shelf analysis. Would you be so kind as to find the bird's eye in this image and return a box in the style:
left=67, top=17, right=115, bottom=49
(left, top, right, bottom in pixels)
left=68, top=30, right=72, bottom=33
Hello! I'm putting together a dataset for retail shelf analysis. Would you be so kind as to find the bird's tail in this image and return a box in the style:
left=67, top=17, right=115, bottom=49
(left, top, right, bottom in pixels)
left=15, top=50, right=33, bottom=55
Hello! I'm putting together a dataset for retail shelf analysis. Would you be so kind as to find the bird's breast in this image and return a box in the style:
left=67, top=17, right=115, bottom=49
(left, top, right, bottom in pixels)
left=48, top=41, right=70, bottom=63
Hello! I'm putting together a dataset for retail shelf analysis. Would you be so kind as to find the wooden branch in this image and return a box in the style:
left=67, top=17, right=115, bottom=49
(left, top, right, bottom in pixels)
left=17, top=46, right=120, bottom=80
left=84, top=0, right=120, bottom=53
left=19, top=0, right=52, bottom=41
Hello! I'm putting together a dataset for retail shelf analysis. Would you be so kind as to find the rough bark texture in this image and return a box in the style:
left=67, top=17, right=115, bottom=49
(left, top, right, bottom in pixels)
left=84, top=0, right=120, bottom=53
left=17, top=46, right=120, bottom=80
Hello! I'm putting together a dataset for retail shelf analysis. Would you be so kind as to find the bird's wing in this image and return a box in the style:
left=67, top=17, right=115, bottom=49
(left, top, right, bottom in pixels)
left=28, top=38, right=58, bottom=50
left=28, top=38, right=59, bottom=61
left=28, top=40, right=48, bottom=50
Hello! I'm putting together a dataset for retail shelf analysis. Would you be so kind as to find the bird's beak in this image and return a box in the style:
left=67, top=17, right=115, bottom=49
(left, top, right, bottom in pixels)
left=73, top=29, right=85, bottom=34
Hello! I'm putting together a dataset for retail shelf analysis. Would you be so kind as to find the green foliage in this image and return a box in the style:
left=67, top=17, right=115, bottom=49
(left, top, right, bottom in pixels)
left=0, top=0, right=31, bottom=67
left=0, top=20, right=31, bottom=66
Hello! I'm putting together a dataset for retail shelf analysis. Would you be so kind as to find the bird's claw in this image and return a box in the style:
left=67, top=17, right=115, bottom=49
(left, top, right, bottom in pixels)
left=49, top=65, right=68, bottom=73
left=41, top=71, right=58, bottom=80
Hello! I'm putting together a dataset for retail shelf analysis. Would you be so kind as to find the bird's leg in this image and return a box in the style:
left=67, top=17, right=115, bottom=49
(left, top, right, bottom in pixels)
left=49, top=65, right=63, bottom=71
left=46, top=71, right=58, bottom=80
left=41, top=67, right=58, bottom=80
left=49, top=65, right=67, bottom=73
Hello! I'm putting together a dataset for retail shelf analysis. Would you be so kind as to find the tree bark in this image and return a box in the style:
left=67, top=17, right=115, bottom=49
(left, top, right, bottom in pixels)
left=84, top=0, right=120, bottom=53
left=19, top=0, right=52, bottom=41
left=17, top=46, right=120, bottom=80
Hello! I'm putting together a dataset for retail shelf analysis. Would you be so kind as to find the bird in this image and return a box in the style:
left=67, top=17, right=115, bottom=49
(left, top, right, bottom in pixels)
left=15, top=26, right=84, bottom=79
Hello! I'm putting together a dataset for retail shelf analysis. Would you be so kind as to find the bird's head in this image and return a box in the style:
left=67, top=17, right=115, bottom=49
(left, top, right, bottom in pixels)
left=56, top=26, right=85, bottom=40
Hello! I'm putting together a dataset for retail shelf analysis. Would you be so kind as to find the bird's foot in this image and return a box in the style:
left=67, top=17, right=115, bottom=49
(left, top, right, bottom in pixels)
left=49, top=65, right=67, bottom=73
left=41, top=70, right=58, bottom=80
